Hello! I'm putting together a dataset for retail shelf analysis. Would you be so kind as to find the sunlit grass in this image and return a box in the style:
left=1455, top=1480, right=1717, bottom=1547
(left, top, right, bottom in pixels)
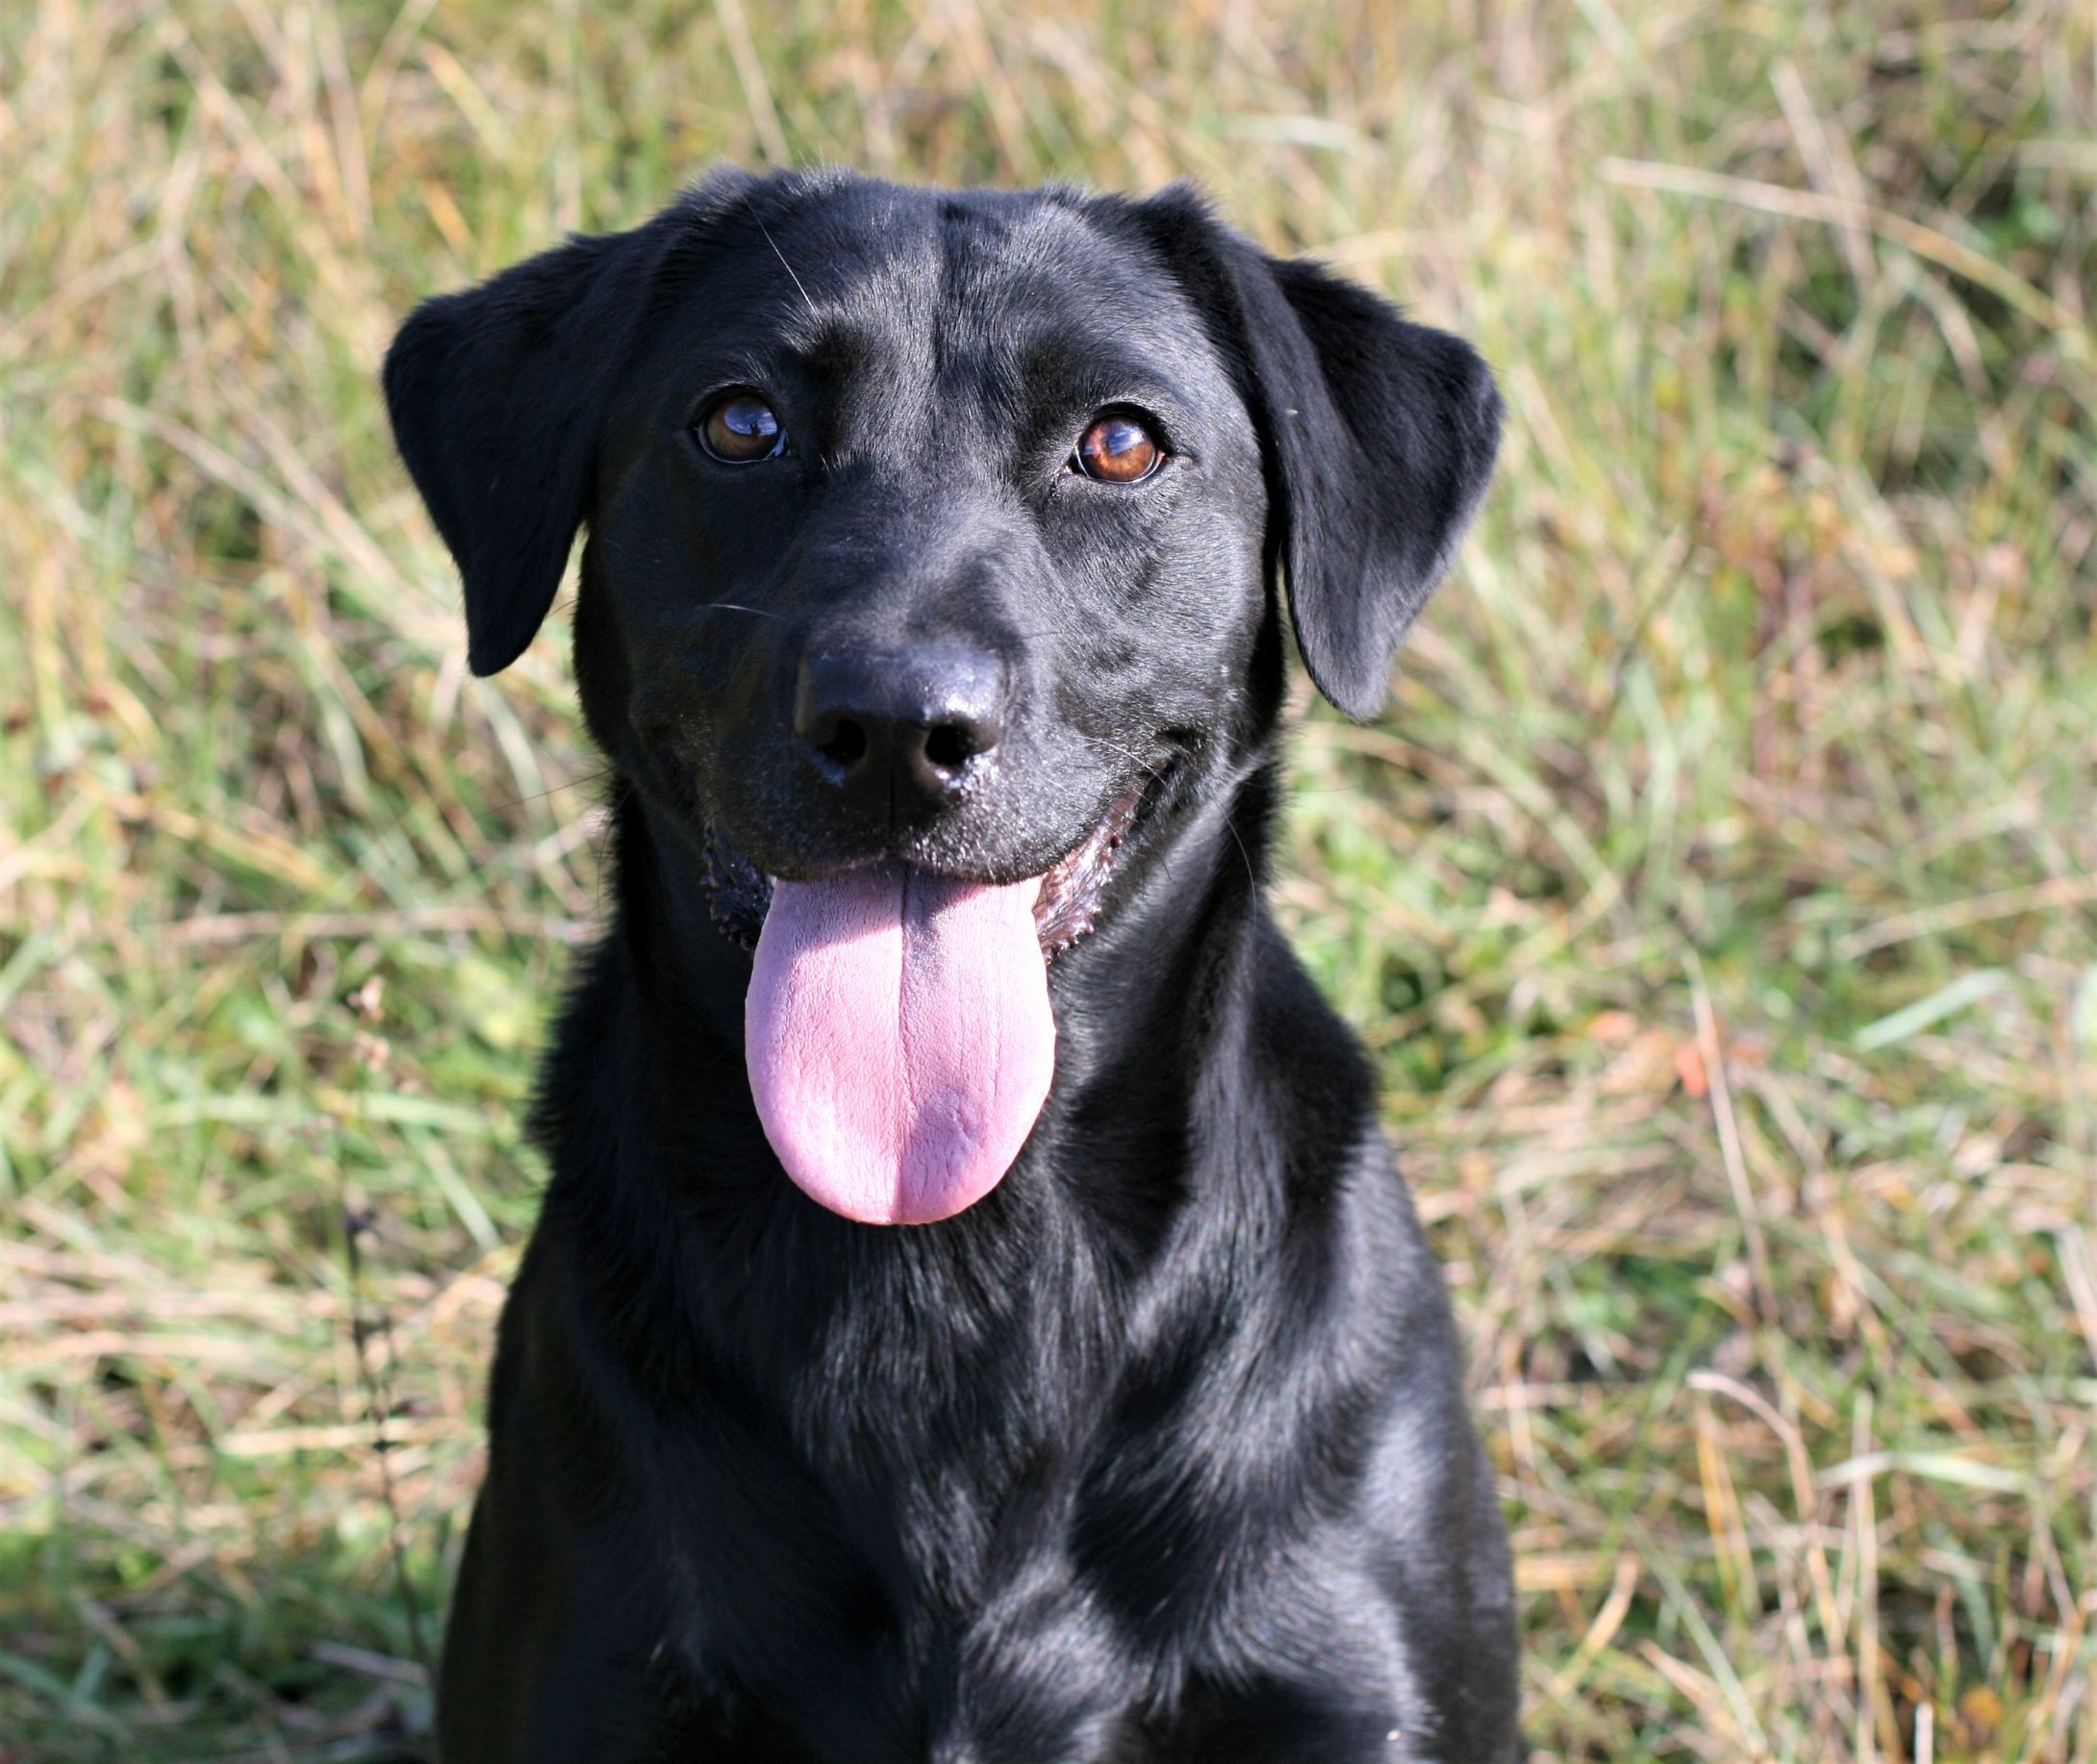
left=2, top=2, right=2093, bottom=1758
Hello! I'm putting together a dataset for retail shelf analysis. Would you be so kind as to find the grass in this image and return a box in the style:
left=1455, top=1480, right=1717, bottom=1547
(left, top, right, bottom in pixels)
left=1, top=0, right=2093, bottom=1757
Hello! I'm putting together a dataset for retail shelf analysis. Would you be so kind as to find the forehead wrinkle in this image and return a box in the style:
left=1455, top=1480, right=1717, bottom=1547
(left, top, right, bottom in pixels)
left=791, top=226, right=942, bottom=423
left=970, top=206, right=1219, bottom=393
left=922, top=210, right=1117, bottom=394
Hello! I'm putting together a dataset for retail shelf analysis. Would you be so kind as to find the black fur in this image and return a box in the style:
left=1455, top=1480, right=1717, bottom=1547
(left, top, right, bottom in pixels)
left=384, top=169, right=1519, bottom=1762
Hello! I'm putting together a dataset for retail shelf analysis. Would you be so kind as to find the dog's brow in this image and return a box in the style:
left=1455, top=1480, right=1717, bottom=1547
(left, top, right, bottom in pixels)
left=1016, top=329, right=1191, bottom=404
left=1016, top=344, right=1199, bottom=440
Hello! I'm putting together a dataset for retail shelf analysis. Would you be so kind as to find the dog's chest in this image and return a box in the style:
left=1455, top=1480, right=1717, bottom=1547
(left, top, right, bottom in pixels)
left=656, top=1271, right=1397, bottom=1763
left=659, top=1262, right=1162, bottom=1732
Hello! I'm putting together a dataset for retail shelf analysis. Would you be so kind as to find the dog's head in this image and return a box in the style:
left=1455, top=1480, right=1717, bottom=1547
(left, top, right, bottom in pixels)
left=385, top=170, right=1499, bottom=1224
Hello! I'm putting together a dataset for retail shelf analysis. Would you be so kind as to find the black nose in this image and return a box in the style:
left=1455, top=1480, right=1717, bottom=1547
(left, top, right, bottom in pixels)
left=794, top=646, right=1007, bottom=819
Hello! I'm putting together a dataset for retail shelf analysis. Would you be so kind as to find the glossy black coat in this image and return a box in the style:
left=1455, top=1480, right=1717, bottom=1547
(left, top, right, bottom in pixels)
left=384, top=169, right=1522, bottom=1763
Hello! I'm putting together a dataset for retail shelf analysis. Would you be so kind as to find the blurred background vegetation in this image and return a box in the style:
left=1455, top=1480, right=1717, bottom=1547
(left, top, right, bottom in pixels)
left=2, top=1, right=2093, bottom=1758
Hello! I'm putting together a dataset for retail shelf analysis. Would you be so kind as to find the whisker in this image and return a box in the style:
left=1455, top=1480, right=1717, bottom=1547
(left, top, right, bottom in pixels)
left=1077, top=732, right=1170, bottom=787
left=1221, top=809, right=1259, bottom=895
left=594, top=775, right=634, bottom=921
left=483, top=766, right=618, bottom=819
left=754, top=214, right=816, bottom=318
left=1081, top=732, right=1258, bottom=895
left=696, top=601, right=783, bottom=620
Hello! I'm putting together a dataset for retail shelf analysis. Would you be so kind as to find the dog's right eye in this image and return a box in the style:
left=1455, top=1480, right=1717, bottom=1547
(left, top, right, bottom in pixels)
left=695, top=391, right=787, bottom=464
left=1073, top=411, right=1163, bottom=484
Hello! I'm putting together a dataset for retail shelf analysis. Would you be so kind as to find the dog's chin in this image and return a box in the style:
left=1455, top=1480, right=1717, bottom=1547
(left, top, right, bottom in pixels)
left=699, top=774, right=1154, bottom=964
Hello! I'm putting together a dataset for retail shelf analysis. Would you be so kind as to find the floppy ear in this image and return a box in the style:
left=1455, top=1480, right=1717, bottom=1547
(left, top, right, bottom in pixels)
left=1128, top=189, right=1503, bottom=718
left=382, top=221, right=674, bottom=676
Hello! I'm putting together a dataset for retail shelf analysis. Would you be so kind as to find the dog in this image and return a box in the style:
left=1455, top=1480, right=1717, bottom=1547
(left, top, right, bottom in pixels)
left=384, top=167, right=1521, bottom=1763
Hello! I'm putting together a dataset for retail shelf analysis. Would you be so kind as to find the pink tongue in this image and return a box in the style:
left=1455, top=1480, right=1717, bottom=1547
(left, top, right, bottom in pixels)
left=745, top=865, right=1055, bottom=1224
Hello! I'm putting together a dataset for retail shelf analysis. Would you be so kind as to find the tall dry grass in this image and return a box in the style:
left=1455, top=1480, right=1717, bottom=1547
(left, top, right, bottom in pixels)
left=2, top=2, right=2093, bottom=1758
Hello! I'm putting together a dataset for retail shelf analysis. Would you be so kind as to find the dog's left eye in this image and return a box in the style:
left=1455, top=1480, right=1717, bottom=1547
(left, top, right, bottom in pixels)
left=695, top=391, right=787, bottom=464
left=1073, top=412, right=1163, bottom=484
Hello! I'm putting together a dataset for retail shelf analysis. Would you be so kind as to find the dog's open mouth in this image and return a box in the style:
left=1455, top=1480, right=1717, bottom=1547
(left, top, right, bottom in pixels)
left=699, top=775, right=1148, bottom=961
left=1031, top=775, right=1147, bottom=957
left=703, top=774, right=1156, bottom=1227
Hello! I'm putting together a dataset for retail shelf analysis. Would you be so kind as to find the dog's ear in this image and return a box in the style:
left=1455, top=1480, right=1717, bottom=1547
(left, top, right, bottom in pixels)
left=1128, top=189, right=1502, bottom=718
left=383, top=221, right=674, bottom=676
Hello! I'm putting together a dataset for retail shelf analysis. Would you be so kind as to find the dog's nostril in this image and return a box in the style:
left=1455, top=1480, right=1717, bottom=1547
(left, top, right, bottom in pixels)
left=922, top=722, right=975, bottom=774
left=815, top=717, right=868, bottom=769
left=795, top=646, right=1006, bottom=810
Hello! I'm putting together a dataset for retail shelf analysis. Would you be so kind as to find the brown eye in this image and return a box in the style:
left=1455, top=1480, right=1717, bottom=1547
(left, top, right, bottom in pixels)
left=697, top=391, right=785, bottom=463
left=1074, top=412, right=1163, bottom=483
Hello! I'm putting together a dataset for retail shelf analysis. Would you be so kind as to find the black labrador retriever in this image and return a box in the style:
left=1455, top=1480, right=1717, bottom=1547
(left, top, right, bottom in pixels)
left=384, top=168, right=1521, bottom=1763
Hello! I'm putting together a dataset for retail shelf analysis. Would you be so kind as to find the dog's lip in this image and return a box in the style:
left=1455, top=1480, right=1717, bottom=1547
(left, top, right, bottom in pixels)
left=1029, top=773, right=1149, bottom=957
left=768, top=775, right=1150, bottom=956
left=699, top=764, right=1173, bottom=960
